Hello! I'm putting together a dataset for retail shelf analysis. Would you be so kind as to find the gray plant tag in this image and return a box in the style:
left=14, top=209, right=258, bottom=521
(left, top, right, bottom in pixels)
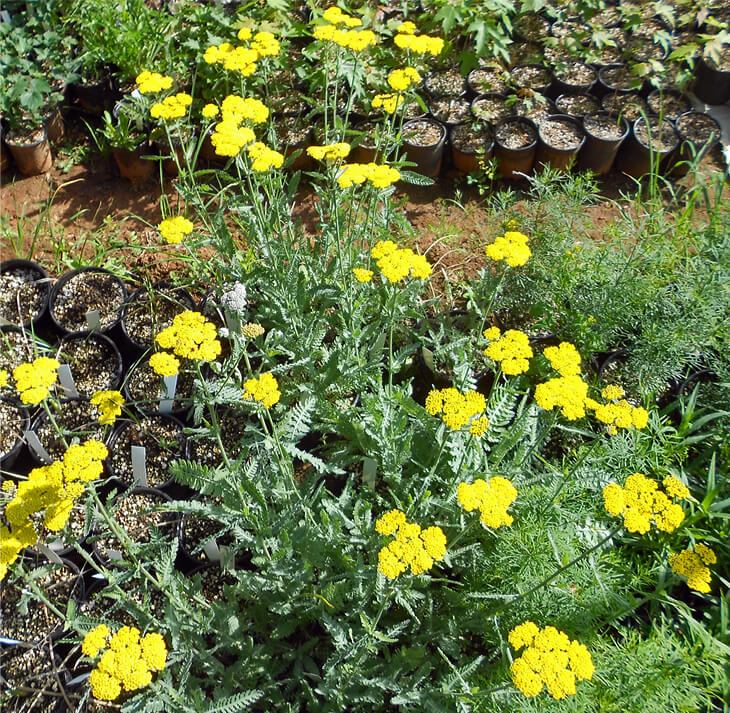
left=131, top=446, right=148, bottom=486
left=85, top=309, right=101, bottom=331
left=219, top=545, right=235, bottom=571
left=422, top=347, right=436, bottom=373
left=58, top=364, right=80, bottom=398
left=25, top=430, right=52, bottom=464
left=159, top=374, right=177, bottom=414
left=203, top=539, right=221, bottom=562
left=106, top=548, right=123, bottom=560
left=37, top=544, right=64, bottom=564
left=363, top=457, right=377, bottom=488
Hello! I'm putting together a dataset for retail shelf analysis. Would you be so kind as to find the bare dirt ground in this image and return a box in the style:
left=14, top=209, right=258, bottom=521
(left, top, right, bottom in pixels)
left=1, top=116, right=726, bottom=290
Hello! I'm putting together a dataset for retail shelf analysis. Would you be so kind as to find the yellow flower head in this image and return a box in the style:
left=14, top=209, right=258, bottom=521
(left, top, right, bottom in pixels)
left=202, top=103, right=220, bottom=118
left=158, top=216, right=194, bottom=245
left=90, top=390, right=124, bottom=425
left=387, top=67, right=421, bottom=92
left=149, top=351, right=180, bottom=377
left=155, top=311, right=221, bottom=361
left=135, top=71, right=173, bottom=94
left=352, top=268, right=374, bottom=283
left=243, top=372, right=281, bottom=408
left=12, top=356, right=60, bottom=405
left=484, top=330, right=533, bottom=376
left=486, top=230, right=531, bottom=267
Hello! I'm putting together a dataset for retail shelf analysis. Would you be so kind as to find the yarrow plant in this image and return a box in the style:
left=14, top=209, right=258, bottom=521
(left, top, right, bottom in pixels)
left=11, top=356, right=60, bottom=405
left=90, top=390, right=124, bottom=425
left=508, top=622, right=595, bottom=699
left=603, top=473, right=688, bottom=534
left=425, top=387, right=487, bottom=433
left=243, top=372, right=281, bottom=408
left=158, top=216, right=194, bottom=245
left=375, top=509, right=447, bottom=579
left=457, top=477, right=518, bottom=528
left=369, top=240, right=432, bottom=282
left=483, top=327, right=533, bottom=375
left=485, top=230, right=531, bottom=267
left=82, top=625, right=168, bottom=701
left=669, top=543, right=717, bottom=593
left=155, top=311, right=221, bottom=361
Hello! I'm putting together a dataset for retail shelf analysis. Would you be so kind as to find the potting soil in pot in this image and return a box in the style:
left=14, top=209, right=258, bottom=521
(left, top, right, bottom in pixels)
left=0, top=401, right=26, bottom=459
left=55, top=334, right=121, bottom=397
left=601, top=92, right=649, bottom=123
left=450, top=123, right=494, bottom=153
left=430, top=97, right=470, bottom=125
left=676, top=113, right=720, bottom=145
left=32, top=399, right=105, bottom=462
left=123, top=286, right=196, bottom=349
left=109, top=416, right=186, bottom=487
left=540, top=117, right=583, bottom=150
left=634, top=117, right=679, bottom=152
left=0, top=643, right=67, bottom=712
left=425, top=69, right=465, bottom=97
left=52, top=271, right=125, bottom=332
left=554, top=61, right=596, bottom=88
left=584, top=114, right=626, bottom=141
left=125, top=357, right=195, bottom=410
left=510, top=65, right=551, bottom=89
left=0, top=329, right=45, bottom=373
left=468, top=67, right=509, bottom=94
left=0, top=267, right=48, bottom=326
left=555, top=94, right=599, bottom=118
left=647, top=93, right=692, bottom=121
left=188, top=411, right=248, bottom=467
left=404, top=119, right=443, bottom=147
left=471, top=96, right=514, bottom=124
left=0, top=562, right=80, bottom=643
left=513, top=95, right=553, bottom=124
left=497, top=120, right=537, bottom=149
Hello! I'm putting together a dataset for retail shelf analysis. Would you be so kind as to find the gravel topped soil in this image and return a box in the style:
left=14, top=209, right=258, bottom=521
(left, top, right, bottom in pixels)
left=513, top=94, right=554, bottom=123
left=182, top=513, right=233, bottom=559
left=600, top=65, right=640, bottom=91
left=647, top=92, right=691, bottom=121
left=634, top=117, right=679, bottom=152
left=550, top=19, right=590, bottom=41
left=0, top=643, right=65, bottom=713
left=124, top=356, right=195, bottom=411
left=0, top=265, right=49, bottom=326
left=403, top=119, right=444, bottom=147
left=429, top=96, right=470, bottom=125
left=471, top=95, right=515, bottom=123
left=51, top=270, right=125, bottom=333
left=510, top=64, right=551, bottom=89
left=424, top=69, right=465, bottom=98
left=555, top=94, right=600, bottom=118
left=188, top=412, right=248, bottom=467
left=587, top=46, right=623, bottom=66
left=631, top=18, right=668, bottom=40
left=601, top=92, right=649, bottom=123
left=0, top=400, right=27, bottom=457
left=32, top=398, right=104, bottom=462
left=403, top=96, right=427, bottom=119
left=275, top=120, right=312, bottom=147
left=355, top=120, right=387, bottom=149
left=108, top=416, right=186, bottom=487
left=496, top=118, right=537, bottom=149
left=195, top=564, right=236, bottom=602
left=0, top=328, right=46, bottom=373
left=122, top=284, right=195, bottom=349
left=5, top=127, right=46, bottom=147
left=510, top=42, right=543, bottom=66
left=675, top=113, right=720, bottom=144
left=1, top=561, right=81, bottom=643
left=514, top=13, right=551, bottom=41
left=94, top=490, right=177, bottom=560
left=450, top=123, right=494, bottom=153
left=554, top=61, right=596, bottom=87
left=590, top=5, right=621, bottom=27
left=625, top=36, right=666, bottom=63
left=56, top=333, right=121, bottom=397
left=467, top=67, right=509, bottom=94
left=540, top=117, right=584, bottom=150
left=584, top=113, right=627, bottom=141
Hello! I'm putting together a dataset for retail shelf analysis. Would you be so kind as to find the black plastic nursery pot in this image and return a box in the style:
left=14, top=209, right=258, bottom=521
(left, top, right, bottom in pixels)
left=494, top=116, right=538, bottom=180
left=49, top=266, right=127, bottom=337
left=671, top=111, right=722, bottom=177
left=0, top=125, right=12, bottom=174
left=578, top=111, right=629, bottom=175
left=69, top=74, right=119, bottom=115
left=646, top=88, right=692, bottom=122
left=4, top=126, right=53, bottom=177
left=449, top=122, right=495, bottom=173
left=551, top=61, right=598, bottom=97
left=91, top=485, right=179, bottom=566
left=113, top=141, right=155, bottom=185
left=692, top=56, right=730, bottom=105
left=615, top=116, right=680, bottom=179
left=56, top=330, right=124, bottom=398
left=535, top=115, right=586, bottom=171
left=0, top=399, right=30, bottom=474
left=0, top=259, right=51, bottom=333
left=597, top=64, right=643, bottom=98
left=105, top=414, right=189, bottom=491
left=402, top=118, right=448, bottom=178
left=510, top=63, right=554, bottom=96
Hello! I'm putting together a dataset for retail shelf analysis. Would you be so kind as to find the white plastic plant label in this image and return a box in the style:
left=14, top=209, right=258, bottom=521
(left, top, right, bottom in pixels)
left=363, top=457, right=377, bottom=488
left=203, top=539, right=222, bottom=562
left=24, top=430, right=52, bottom=464
left=85, top=309, right=101, bottom=331
left=159, top=374, right=177, bottom=414
left=131, top=445, right=148, bottom=487
left=58, top=364, right=80, bottom=398
left=37, top=544, right=64, bottom=564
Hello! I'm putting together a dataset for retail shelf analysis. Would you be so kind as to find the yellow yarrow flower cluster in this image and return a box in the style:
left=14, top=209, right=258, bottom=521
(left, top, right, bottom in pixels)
left=306, top=142, right=351, bottom=161
left=585, top=392, right=649, bottom=434
left=250, top=31, right=280, bottom=56
left=149, top=352, right=180, bottom=377
left=368, top=239, right=432, bottom=282
left=201, top=103, right=219, bottom=118
left=509, top=622, right=594, bottom=699
left=338, top=162, right=401, bottom=189
left=210, top=95, right=269, bottom=157
left=135, top=71, right=173, bottom=94
left=535, top=374, right=589, bottom=420
left=387, top=67, right=421, bottom=92
left=483, top=328, right=533, bottom=375
left=603, top=472, right=687, bottom=534
left=544, top=342, right=581, bottom=377
left=457, top=477, right=517, bottom=528
left=203, top=30, right=279, bottom=75
left=669, top=543, right=716, bottom=593
left=12, top=356, right=60, bottom=405
left=243, top=372, right=281, bottom=408
left=485, top=231, right=532, bottom=267
left=247, top=141, right=284, bottom=171
left=150, top=93, right=192, bottom=120
left=156, top=311, right=221, bottom=361
left=376, top=509, right=446, bottom=579
left=84, top=625, right=167, bottom=701
left=371, top=93, right=403, bottom=114
left=241, top=322, right=265, bottom=339
left=425, top=387, right=486, bottom=432
left=90, top=390, right=124, bottom=425
left=158, top=216, right=194, bottom=245
left=394, top=29, right=444, bottom=56
left=1, top=440, right=108, bottom=579
left=352, top=268, right=374, bottom=283
left=322, top=6, right=362, bottom=27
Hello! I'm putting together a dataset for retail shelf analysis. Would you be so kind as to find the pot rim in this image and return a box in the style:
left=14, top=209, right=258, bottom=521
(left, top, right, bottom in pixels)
left=582, top=110, right=630, bottom=143
left=495, top=115, right=539, bottom=151
left=402, top=117, right=448, bottom=148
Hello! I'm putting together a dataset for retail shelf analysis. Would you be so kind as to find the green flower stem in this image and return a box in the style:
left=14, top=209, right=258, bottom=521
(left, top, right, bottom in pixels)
left=24, top=573, right=83, bottom=635
left=195, top=362, right=232, bottom=470
left=41, top=399, right=70, bottom=451
left=495, top=524, right=622, bottom=614
left=444, top=515, right=481, bottom=551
